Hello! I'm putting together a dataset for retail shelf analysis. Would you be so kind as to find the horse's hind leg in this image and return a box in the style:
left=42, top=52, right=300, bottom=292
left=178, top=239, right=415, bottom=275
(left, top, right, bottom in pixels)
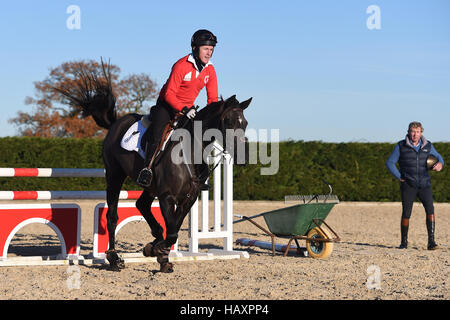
left=105, top=169, right=127, bottom=271
left=136, top=191, right=164, bottom=257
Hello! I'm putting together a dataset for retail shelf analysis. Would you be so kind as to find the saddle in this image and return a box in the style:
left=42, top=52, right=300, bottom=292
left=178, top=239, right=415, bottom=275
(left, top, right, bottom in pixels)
left=120, top=117, right=148, bottom=158
left=144, top=117, right=179, bottom=170
left=120, top=114, right=178, bottom=160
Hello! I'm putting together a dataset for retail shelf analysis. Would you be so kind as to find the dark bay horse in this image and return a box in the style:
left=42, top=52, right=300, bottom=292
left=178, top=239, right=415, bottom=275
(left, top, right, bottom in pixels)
left=56, top=61, right=252, bottom=272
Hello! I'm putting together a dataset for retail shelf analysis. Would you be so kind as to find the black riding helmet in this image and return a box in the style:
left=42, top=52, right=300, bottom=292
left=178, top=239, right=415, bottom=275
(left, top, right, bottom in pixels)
left=191, top=29, right=217, bottom=48
left=191, top=29, right=217, bottom=71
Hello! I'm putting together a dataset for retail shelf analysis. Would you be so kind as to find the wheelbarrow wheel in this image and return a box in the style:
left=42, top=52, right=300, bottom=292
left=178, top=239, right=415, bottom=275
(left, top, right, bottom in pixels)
left=306, top=227, right=334, bottom=259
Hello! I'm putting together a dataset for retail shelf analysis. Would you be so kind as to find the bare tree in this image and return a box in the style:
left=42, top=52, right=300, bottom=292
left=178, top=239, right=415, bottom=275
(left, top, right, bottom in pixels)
left=118, top=73, right=158, bottom=114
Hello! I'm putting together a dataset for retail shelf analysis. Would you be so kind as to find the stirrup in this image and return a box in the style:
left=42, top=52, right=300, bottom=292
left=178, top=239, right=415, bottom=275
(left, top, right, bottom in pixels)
left=137, top=167, right=153, bottom=187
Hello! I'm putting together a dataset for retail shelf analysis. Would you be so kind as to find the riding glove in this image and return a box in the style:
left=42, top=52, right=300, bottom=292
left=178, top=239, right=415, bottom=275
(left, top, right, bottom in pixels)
left=182, top=106, right=196, bottom=119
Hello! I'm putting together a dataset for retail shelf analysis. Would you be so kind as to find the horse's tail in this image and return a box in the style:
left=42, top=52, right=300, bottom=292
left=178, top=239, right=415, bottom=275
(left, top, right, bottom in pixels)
left=54, top=58, right=117, bottom=129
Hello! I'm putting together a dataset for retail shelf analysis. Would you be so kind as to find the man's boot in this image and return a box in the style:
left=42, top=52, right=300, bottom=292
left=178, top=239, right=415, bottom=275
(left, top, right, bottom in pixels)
left=399, top=218, right=409, bottom=249
left=426, top=214, right=439, bottom=250
left=137, top=142, right=158, bottom=188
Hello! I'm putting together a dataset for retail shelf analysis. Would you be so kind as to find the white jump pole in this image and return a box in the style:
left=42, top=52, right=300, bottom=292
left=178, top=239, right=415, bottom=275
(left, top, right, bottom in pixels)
left=187, top=142, right=247, bottom=259
left=223, top=152, right=233, bottom=251
left=213, top=146, right=222, bottom=232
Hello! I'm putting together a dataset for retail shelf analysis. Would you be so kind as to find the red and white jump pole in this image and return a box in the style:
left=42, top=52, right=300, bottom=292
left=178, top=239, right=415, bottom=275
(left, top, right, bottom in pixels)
left=0, top=168, right=105, bottom=177
left=0, top=190, right=143, bottom=200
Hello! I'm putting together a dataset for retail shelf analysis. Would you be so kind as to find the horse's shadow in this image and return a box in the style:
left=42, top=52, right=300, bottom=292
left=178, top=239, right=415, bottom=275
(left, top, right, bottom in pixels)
left=7, top=234, right=63, bottom=256
left=342, top=241, right=428, bottom=251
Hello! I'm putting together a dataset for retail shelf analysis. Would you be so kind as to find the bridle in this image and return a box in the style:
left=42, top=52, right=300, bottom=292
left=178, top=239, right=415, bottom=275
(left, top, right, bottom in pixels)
left=196, top=106, right=246, bottom=184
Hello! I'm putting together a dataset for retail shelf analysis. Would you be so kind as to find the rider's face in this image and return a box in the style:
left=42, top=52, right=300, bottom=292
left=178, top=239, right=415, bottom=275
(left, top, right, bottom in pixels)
left=198, top=45, right=214, bottom=64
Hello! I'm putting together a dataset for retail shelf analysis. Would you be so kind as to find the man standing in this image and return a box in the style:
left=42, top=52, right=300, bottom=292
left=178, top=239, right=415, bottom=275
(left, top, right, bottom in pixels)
left=386, top=122, right=444, bottom=250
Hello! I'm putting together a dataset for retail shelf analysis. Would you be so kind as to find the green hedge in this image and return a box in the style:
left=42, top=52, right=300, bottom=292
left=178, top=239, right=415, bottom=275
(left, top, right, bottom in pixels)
left=0, top=137, right=448, bottom=202
left=234, top=141, right=449, bottom=202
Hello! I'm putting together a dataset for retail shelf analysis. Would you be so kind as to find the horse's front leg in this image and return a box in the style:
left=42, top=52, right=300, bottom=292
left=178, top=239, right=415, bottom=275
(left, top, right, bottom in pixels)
left=153, top=193, right=199, bottom=273
left=136, top=191, right=164, bottom=258
left=175, top=193, right=199, bottom=231
left=153, top=195, right=179, bottom=273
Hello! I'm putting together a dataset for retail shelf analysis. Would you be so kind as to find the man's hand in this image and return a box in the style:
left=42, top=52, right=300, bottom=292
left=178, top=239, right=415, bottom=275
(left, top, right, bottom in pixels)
left=186, top=108, right=196, bottom=119
left=182, top=106, right=196, bottom=119
left=432, top=162, right=443, bottom=172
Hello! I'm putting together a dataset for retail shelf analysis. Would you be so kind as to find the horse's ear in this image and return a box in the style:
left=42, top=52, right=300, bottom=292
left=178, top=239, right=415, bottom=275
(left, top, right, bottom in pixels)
left=240, top=97, right=252, bottom=110
left=225, top=95, right=238, bottom=107
left=214, top=99, right=226, bottom=115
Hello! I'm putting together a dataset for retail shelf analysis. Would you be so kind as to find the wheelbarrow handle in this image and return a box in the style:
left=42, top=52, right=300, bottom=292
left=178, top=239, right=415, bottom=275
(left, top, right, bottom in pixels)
left=211, top=214, right=249, bottom=229
left=233, top=212, right=266, bottom=224
left=321, top=179, right=333, bottom=196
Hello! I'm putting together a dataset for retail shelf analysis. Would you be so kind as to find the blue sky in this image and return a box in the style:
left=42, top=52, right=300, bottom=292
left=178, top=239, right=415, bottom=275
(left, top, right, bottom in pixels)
left=0, top=0, right=449, bottom=142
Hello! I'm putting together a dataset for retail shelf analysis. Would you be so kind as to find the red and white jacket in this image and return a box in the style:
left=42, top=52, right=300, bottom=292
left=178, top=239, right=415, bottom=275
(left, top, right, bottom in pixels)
left=159, top=54, right=218, bottom=111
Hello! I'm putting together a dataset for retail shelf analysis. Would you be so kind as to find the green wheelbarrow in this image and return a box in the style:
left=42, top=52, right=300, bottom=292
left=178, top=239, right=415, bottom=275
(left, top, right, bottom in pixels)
left=234, top=182, right=340, bottom=259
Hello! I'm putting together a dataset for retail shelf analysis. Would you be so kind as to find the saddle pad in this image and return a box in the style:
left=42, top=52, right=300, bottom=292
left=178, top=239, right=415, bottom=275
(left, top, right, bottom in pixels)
left=120, top=120, right=147, bottom=158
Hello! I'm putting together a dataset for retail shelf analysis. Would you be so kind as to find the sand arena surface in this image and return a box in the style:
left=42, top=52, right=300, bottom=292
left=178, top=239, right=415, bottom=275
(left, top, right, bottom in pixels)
left=0, top=200, right=448, bottom=300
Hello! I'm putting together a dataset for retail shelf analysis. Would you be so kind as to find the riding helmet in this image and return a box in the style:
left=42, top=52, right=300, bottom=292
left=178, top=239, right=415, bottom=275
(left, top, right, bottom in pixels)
left=426, top=155, right=438, bottom=170
left=191, top=29, right=217, bottom=48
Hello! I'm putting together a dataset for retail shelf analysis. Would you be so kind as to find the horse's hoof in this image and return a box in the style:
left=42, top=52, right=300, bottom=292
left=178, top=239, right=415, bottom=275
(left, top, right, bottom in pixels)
left=108, top=264, right=122, bottom=272
left=143, top=243, right=156, bottom=257
left=106, top=250, right=125, bottom=270
left=116, top=259, right=125, bottom=269
left=107, top=259, right=125, bottom=271
left=160, top=262, right=174, bottom=273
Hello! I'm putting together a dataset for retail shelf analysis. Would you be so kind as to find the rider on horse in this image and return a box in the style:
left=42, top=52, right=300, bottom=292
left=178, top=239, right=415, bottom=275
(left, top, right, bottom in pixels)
left=137, top=29, right=218, bottom=188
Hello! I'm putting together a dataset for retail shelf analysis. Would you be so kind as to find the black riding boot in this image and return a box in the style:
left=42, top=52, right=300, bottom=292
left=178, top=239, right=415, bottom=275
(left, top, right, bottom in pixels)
left=426, top=215, right=438, bottom=250
left=399, top=218, right=409, bottom=249
left=137, top=142, right=158, bottom=188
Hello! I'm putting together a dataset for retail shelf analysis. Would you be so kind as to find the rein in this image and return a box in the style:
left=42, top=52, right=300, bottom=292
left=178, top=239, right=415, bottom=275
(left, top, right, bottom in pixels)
left=177, top=107, right=233, bottom=186
left=198, top=142, right=225, bottom=179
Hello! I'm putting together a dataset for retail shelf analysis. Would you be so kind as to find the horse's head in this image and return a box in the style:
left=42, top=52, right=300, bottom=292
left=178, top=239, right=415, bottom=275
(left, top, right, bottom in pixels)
left=217, top=95, right=252, bottom=165
left=196, top=95, right=252, bottom=165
